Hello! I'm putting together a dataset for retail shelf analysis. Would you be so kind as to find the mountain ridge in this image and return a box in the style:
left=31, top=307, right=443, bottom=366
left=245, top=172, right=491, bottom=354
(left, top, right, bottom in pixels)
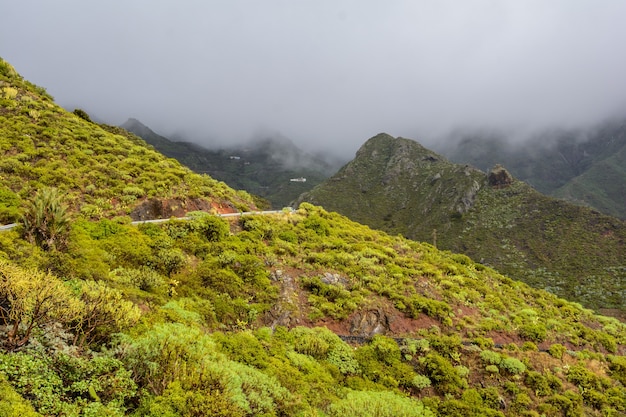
left=0, top=62, right=257, bottom=224
left=297, top=133, right=626, bottom=317
left=439, top=119, right=626, bottom=219
left=3, top=56, right=626, bottom=416
left=121, top=118, right=344, bottom=208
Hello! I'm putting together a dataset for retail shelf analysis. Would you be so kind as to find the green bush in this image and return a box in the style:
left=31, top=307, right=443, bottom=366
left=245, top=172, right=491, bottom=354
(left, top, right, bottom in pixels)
left=0, top=374, right=41, bottom=417
left=486, top=365, right=499, bottom=374
left=499, top=357, right=526, bottom=375
left=480, top=350, right=502, bottom=365
left=328, top=390, right=434, bottom=417
left=412, top=374, right=432, bottom=390
left=0, top=186, right=20, bottom=223
left=428, top=334, right=462, bottom=359
left=422, top=353, right=464, bottom=394
left=607, top=355, right=626, bottom=385
left=519, top=323, right=547, bottom=342
left=525, top=371, right=552, bottom=397
left=548, top=343, right=567, bottom=359
left=110, top=266, right=165, bottom=292
left=188, top=212, right=230, bottom=242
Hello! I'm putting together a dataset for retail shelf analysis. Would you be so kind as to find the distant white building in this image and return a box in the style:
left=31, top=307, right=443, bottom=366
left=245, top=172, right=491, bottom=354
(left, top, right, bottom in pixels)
left=229, top=156, right=241, bottom=160
left=290, top=177, right=306, bottom=182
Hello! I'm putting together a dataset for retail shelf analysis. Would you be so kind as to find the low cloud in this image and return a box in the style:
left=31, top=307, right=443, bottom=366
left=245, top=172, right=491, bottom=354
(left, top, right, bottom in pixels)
left=2, top=1, right=626, bottom=157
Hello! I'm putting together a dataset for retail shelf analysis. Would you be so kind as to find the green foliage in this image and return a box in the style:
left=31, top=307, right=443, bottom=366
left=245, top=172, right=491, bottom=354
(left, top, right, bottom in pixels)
left=427, top=334, right=462, bottom=359
left=567, top=364, right=609, bottom=392
left=154, top=247, right=186, bottom=276
left=119, top=323, right=219, bottom=395
left=0, top=349, right=133, bottom=416
left=0, top=374, right=41, bottom=417
left=0, top=186, right=20, bottom=223
left=72, top=108, right=92, bottom=122
left=607, top=355, right=626, bottom=385
left=21, top=187, right=70, bottom=251
left=480, top=350, right=502, bottom=365
left=302, top=214, right=331, bottom=236
left=302, top=275, right=361, bottom=320
left=0, top=260, right=81, bottom=350
left=354, top=336, right=416, bottom=389
left=188, top=212, right=230, bottom=242
left=139, top=378, right=245, bottom=417
left=2, top=64, right=626, bottom=417
left=328, top=390, right=434, bottom=417
left=0, top=351, right=68, bottom=415
left=290, top=327, right=360, bottom=375
left=519, top=323, right=547, bottom=342
left=548, top=343, right=567, bottom=359
left=412, top=374, right=432, bottom=390
left=485, top=365, right=499, bottom=374
left=499, top=357, right=526, bottom=375
left=110, top=266, right=166, bottom=292
left=422, top=353, right=464, bottom=394
left=71, top=280, right=141, bottom=347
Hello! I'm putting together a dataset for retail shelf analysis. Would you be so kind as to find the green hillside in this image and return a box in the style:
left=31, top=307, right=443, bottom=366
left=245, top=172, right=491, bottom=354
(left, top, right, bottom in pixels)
left=3, top=58, right=626, bottom=416
left=0, top=60, right=257, bottom=224
left=297, top=133, right=626, bottom=316
left=552, top=143, right=626, bottom=217
left=121, top=118, right=341, bottom=209
left=440, top=120, right=626, bottom=219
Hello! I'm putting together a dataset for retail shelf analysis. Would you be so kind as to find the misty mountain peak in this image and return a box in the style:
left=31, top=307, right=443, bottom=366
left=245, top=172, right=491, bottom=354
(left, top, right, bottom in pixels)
left=358, top=133, right=439, bottom=160
left=121, top=118, right=161, bottom=140
left=297, top=133, right=486, bottom=228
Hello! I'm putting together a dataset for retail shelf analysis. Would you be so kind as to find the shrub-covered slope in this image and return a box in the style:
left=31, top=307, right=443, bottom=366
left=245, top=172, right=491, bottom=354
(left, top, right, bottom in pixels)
left=3, top=58, right=626, bottom=416
left=3, top=202, right=626, bottom=416
left=297, top=133, right=626, bottom=316
left=0, top=58, right=257, bottom=224
left=121, top=118, right=342, bottom=209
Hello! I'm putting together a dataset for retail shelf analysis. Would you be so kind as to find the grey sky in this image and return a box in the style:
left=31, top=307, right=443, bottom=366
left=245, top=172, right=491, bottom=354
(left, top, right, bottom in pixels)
left=2, top=1, right=626, bottom=156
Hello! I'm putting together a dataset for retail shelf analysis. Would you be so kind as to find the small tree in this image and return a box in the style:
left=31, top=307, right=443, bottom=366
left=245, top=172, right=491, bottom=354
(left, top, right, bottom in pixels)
left=0, top=260, right=81, bottom=350
left=70, top=280, right=141, bottom=347
left=21, top=187, right=70, bottom=251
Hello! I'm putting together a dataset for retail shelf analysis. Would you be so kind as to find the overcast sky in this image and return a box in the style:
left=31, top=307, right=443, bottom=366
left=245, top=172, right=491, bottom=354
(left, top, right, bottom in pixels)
left=2, top=1, right=626, bottom=156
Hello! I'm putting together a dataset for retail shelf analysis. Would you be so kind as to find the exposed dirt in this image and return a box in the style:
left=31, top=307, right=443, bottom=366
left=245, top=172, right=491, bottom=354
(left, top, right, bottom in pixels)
left=129, top=197, right=238, bottom=221
left=316, top=301, right=442, bottom=338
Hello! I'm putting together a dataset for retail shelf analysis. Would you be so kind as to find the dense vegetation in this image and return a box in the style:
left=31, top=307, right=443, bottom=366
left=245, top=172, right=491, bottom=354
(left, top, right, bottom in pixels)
left=3, top=57, right=626, bottom=416
left=298, top=134, right=626, bottom=318
left=121, top=118, right=342, bottom=209
left=2, top=200, right=626, bottom=416
left=0, top=59, right=257, bottom=224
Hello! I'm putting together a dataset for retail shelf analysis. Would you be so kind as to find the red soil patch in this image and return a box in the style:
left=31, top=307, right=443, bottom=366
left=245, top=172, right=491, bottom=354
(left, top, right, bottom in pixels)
left=129, top=197, right=239, bottom=221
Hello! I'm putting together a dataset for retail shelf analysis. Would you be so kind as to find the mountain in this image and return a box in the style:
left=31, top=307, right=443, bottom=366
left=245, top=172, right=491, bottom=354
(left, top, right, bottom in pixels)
left=121, top=118, right=343, bottom=208
left=4, top=57, right=626, bottom=416
left=0, top=67, right=257, bottom=225
left=297, top=133, right=626, bottom=317
left=438, top=119, right=626, bottom=219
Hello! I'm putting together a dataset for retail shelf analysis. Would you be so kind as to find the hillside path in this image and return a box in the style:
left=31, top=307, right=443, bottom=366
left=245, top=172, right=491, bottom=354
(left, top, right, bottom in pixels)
left=0, top=209, right=292, bottom=232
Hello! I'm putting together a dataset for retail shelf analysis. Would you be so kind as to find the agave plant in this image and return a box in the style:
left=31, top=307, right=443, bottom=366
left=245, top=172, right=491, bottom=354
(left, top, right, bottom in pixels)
left=21, top=187, right=70, bottom=251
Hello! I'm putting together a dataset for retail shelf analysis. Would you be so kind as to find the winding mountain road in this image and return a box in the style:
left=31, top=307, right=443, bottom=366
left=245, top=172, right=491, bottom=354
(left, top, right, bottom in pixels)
left=0, top=209, right=293, bottom=232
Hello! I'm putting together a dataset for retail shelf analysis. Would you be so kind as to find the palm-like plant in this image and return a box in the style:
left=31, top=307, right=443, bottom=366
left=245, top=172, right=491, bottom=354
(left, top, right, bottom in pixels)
left=21, top=187, right=70, bottom=251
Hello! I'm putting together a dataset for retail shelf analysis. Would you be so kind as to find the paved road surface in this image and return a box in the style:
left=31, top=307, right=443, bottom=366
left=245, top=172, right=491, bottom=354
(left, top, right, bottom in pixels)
left=0, top=209, right=292, bottom=231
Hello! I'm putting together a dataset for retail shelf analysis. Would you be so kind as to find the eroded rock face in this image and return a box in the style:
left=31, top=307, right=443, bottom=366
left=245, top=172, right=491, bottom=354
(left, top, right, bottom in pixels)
left=349, top=309, right=391, bottom=336
left=456, top=179, right=482, bottom=214
left=488, top=164, right=514, bottom=187
left=129, top=198, right=237, bottom=220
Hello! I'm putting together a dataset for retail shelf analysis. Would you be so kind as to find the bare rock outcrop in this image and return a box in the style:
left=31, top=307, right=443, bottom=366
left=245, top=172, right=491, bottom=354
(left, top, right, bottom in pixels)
left=488, top=164, right=514, bottom=188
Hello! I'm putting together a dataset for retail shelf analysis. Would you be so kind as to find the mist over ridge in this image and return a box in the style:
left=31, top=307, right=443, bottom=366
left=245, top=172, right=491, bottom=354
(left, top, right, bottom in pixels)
left=1, top=1, right=626, bottom=158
